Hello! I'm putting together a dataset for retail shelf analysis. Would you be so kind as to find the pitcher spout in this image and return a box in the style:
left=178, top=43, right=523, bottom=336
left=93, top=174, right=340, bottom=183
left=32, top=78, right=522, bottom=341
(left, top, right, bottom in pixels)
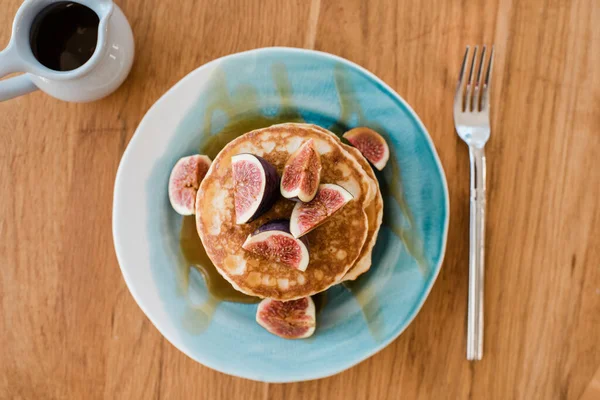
left=79, top=0, right=115, bottom=19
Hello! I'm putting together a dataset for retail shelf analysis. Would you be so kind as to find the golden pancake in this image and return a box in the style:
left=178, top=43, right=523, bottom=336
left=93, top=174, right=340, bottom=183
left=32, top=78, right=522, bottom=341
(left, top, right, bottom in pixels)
left=305, top=124, right=384, bottom=281
left=341, top=153, right=383, bottom=281
left=196, top=123, right=371, bottom=300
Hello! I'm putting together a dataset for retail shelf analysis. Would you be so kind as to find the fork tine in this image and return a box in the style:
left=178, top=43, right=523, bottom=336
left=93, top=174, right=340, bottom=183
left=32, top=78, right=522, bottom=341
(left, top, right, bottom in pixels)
left=465, top=46, right=478, bottom=111
left=455, top=46, right=470, bottom=103
left=473, top=46, right=486, bottom=111
left=481, top=46, right=495, bottom=111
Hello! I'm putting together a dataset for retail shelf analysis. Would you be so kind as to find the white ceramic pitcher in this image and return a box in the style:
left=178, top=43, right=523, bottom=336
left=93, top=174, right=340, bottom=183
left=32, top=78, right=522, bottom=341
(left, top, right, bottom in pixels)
left=0, top=0, right=134, bottom=102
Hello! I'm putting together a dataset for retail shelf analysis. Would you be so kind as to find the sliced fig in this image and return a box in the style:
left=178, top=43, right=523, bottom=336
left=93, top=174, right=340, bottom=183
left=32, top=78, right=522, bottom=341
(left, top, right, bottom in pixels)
left=290, top=184, right=353, bottom=238
left=168, top=154, right=212, bottom=215
left=280, top=139, right=322, bottom=202
left=256, top=297, right=316, bottom=339
left=242, top=220, right=310, bottom=271
left=343, top=127, right=390, bottom=170
left=231, top=154, right=279, bottom=224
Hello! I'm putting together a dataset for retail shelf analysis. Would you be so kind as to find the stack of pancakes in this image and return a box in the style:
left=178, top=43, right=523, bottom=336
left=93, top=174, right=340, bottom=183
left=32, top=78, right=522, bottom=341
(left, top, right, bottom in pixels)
left=196, top=123, right=383, bottom=301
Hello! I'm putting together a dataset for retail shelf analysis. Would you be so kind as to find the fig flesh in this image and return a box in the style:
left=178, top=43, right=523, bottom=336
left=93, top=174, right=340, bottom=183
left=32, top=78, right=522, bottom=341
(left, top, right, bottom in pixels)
left=168, top=154, right=212, bottom=215
left=290, top=184, right=353, bottom=238
left=256, top=297, right=316, bottom=339
left=242, top=220, right=310, bottom=271
left=231, top=154, right=279, bottom=224
left=343, top=127, right=390, bottom=170
left=280, top=139, right=322, bottom=202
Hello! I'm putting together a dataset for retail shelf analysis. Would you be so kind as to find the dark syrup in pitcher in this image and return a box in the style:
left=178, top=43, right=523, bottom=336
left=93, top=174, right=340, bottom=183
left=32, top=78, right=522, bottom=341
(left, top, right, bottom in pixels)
left=29, top=2, right=99, bottom=71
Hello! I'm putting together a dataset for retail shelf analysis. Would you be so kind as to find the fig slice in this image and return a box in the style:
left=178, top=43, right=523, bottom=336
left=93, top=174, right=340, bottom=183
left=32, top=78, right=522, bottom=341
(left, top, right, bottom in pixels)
left=168, top=154, right=212, bottom=215
left=343, top=127, right=390, bottom=170
left=256, top=297, right=316, bottom=339
left=242, top=220, right=310, bottom=271
left=290, top=184, right=353, bottom=238
left=280, top=139, right=322, bottom=202
left=231, top=154, right=279, bottom=224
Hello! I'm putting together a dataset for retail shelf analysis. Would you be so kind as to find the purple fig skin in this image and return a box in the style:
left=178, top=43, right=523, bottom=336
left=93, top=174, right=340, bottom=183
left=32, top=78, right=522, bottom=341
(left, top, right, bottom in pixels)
left=289, top=184, right=353, bottom=238
left=253, top=219, right=309, bottom=250
left=280, top=139, right=322, bottom=203
left=256, top=297, right=316, bottom=339
left=168, top=154, right=212, bottom=215
left=244, top=219, right=310, bottom=271
left=342, top=127, right=390, bottom=171
left=249, top=155, right=280, bottom=222
left=232, top=154, right=280, bottom=223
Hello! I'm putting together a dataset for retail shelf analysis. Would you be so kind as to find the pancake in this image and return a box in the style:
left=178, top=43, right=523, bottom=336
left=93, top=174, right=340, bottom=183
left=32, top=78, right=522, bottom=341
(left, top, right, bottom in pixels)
left=306, top=124, right=384, bottom=281
left=196, top=123, right=371, bottom=300
left=341, top=153, right=383, bottom=281
left=306, top=124, right=377, bottom=206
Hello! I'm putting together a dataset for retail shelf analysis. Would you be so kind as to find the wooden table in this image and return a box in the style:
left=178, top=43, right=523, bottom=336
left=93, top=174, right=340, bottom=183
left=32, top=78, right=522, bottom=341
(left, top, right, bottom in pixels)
left=1, top=0, right=599, bottom=398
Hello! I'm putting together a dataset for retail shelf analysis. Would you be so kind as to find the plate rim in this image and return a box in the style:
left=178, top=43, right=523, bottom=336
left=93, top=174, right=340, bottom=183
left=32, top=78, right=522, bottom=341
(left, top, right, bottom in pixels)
left=113, top=46, right=450, bottom=382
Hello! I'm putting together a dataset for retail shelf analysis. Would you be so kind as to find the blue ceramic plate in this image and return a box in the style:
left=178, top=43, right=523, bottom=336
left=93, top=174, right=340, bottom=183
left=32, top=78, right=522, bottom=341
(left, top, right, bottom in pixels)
left=113, top=47, right=449, bottom=382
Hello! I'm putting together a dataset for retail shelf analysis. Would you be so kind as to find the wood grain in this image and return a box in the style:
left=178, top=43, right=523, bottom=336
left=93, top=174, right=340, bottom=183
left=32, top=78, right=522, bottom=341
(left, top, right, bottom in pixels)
left=1, top=0, right=599, bottom=399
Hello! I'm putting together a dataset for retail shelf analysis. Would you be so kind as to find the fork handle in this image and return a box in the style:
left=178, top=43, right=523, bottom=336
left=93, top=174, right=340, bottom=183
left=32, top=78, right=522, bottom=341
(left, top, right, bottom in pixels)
left=467, top=146, right=486, bottom=361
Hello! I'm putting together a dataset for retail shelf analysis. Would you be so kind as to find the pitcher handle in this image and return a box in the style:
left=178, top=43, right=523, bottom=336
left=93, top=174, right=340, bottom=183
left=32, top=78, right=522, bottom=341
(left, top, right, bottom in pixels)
left=0, top=74, right=38, bottom=101
left=0, top=46, right=39, bottom=101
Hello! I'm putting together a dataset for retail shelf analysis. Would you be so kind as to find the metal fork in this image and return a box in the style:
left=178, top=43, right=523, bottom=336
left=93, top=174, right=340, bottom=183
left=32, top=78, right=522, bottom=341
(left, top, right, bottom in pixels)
left=454, top=45, right=494, bottom=361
